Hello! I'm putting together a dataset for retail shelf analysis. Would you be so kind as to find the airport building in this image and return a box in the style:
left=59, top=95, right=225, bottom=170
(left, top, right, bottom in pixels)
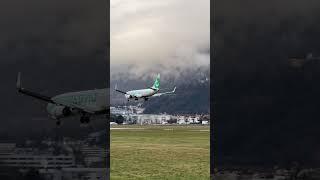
left=131, top=114, right=171, bottom=124
left=187, top=116, right=201, bottom=124
left=177, top=115, right=187, bottom=124
left=176, top=114, right=210, bottom=124
left=111, top=105, right=144, bottom=115
left=39, top=168, right=107, bottom=180
left=0, top=143, right=16, bottom=155
left=111, top=105, right=210, bottom=125
left=80, top=145, right=106, bottom=167
left=0, top=154, right=75, bottom=169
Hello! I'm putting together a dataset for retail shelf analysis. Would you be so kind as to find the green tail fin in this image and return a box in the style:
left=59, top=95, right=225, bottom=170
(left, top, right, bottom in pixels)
left=152, top=74, right=160, bottom=90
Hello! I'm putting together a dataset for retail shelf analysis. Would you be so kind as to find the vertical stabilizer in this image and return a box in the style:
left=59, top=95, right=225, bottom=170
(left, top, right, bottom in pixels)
left=151, top=74, right=160, bottom=90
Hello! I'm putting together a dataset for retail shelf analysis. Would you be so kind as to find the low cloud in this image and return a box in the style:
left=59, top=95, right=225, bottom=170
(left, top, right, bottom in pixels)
left=111, top=0, right=210, bottom=74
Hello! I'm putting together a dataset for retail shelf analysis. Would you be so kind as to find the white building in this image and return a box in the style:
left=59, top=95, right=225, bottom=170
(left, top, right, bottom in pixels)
left=111, top=106, right=145, bottom=116
left=202, top=120, right=209, bottom=125
left=135, top=114, right=172, bottom=124
left=176, top=116, right=186, bottom=124
left=187, top=115, right=201, bottom=124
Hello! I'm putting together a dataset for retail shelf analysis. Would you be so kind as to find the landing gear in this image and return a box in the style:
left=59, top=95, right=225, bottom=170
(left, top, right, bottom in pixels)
left=56, top=120, right=61, bottom=126
left=144, top=97, right=149, bottom=101
left=85, top=117, right=90, bottom=123
left=80, top=115, right=90, bottom=124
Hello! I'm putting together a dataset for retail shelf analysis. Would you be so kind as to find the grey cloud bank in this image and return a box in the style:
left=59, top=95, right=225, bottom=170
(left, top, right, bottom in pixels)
left=111, top=0, right=210, bottom=74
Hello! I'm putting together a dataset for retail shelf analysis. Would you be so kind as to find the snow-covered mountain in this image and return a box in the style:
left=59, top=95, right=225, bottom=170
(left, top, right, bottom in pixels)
left=110, top=65, right=210, bottom=114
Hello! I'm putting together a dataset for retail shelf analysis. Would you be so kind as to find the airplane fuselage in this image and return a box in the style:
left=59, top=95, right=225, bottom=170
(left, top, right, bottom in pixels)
left=125, top=88, right=158, bottom=100
left=46, top=88, right=108, bottom=119
left=16, top=72, right=109, bottom=125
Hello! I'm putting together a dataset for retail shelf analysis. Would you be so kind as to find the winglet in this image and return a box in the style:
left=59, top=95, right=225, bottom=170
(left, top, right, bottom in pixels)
left=172, top=87, right=176, bottom=93
left=16, top=72, right=21, bottom=90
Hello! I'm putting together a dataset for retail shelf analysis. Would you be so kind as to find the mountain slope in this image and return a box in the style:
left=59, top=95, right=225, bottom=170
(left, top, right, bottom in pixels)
left=111, top=66, right=210, bottom=114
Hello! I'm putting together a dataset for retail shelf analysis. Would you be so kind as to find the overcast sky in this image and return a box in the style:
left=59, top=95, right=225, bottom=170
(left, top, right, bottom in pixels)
left=214, top=0, right=320, bottom=165
left=110, top=0, right=210, bottom=74
left=0, top=0, right=108, bottom=135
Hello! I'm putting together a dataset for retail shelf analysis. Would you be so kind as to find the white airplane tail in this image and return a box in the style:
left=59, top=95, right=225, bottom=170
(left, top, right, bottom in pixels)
left=151, top=74, right=160, bottom=90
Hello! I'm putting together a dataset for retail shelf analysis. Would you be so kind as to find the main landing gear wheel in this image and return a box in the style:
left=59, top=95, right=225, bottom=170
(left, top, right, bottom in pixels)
left=85, top=117, right=90, bottom=123
left=80, top=116, right=90, bottom=124
left=56, top=120, right=61, bottom=126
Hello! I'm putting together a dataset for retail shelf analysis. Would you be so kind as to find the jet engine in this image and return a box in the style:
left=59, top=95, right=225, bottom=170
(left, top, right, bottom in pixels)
left=46, top=103, right=71, bottom=118
left=125, top=94, right=132, bottom=99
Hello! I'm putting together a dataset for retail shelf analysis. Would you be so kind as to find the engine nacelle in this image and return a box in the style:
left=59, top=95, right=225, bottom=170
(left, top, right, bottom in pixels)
left=125, top=94, right=132, bottom=99
left=46, top=103, right=71, bottom=118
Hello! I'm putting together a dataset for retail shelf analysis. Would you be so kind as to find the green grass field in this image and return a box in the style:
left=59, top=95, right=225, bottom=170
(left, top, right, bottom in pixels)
left=110, top=125, right=210, bottom=180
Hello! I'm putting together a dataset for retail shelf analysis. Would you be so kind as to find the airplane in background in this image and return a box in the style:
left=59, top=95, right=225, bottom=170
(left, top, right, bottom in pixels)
left=16, top=72, right=108, bottom=126
left=115, top=74, right=176, bottom=101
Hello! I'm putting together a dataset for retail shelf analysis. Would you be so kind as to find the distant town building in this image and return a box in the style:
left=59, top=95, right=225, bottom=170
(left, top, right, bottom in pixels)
left=0, top=154, right=75, bottom=169
left=0, top=130, right=108, bottom=180
left=187, top=115, right=200, bottom=124
left=111, top=105, right=210, bottom=125
left=111, top=106, right=144, bottom=115
left=134, top=114, right=171, bottom=124
left=80, top=145, right=106, bottom=167
left=39, top=168, right=107, bottom=180
left=177, top=115, right=186, bottom=124
left=202, top=120, right=209, bottom=125
left=0, top=143, right=15, bottom=155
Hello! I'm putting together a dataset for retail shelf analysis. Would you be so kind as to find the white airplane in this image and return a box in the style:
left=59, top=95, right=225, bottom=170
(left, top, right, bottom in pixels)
left=115, top=74, right=176, bottom=101
left=16, top=72, right=109, bottom=126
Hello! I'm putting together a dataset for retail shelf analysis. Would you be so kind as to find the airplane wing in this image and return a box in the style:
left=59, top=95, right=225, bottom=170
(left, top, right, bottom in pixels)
left=114, top=84, right=141, bottom=98
left=16, top=72, right=102, bottom=115
left=16, top=72, right=54, bottom=103
left=52, top=99, right=96, bottom=114
left=114, top=84, right=128, bottom=94
left=152, top=87, right=176, bottom=97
